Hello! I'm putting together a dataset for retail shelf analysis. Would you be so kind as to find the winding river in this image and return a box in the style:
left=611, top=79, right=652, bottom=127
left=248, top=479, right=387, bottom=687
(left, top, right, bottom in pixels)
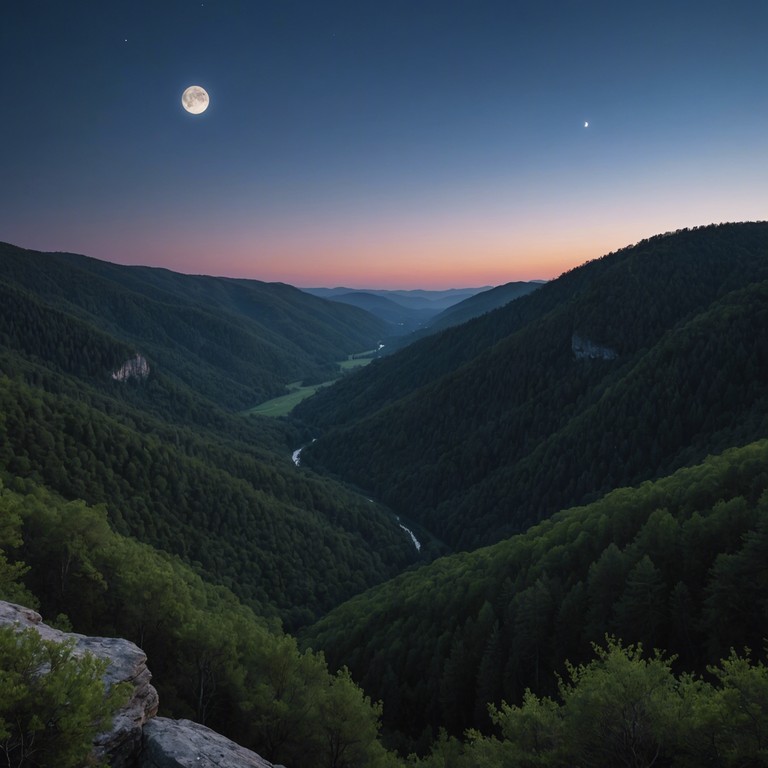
left=292, top=445, right=421, bottom=552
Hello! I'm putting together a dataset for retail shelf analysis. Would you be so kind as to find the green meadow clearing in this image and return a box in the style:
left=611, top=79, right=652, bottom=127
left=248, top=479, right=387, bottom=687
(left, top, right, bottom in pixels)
left=246, top=357, right=373, bottom=417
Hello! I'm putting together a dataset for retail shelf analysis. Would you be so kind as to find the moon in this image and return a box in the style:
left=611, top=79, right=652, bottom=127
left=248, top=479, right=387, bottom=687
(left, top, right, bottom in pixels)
left=181, top=85, right=209, bottom=115
left=584, top=121, right=589, bottom=128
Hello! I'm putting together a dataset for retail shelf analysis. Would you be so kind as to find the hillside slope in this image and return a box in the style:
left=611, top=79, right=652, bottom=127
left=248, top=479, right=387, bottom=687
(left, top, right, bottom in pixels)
left=424, top=280, right=542, bottom=333
left=302, top=438, right=768, bottom=746
left=323, top=291, right=436, bottom=333
left=296, top=223, right=768, bottom=549
left=0, top=242, right=389, bottom=409
left=0, top=245, right=416, bottom=629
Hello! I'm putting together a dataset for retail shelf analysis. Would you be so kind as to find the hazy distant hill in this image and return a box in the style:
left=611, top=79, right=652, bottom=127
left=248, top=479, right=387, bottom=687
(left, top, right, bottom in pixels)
left=306, top=284, right=544, bottom=339
left=0, top=242, right=389, bottom=409
left=315, top=290, right=436, bottom=333
left=425, top=280, right=543, bottom=333
left=379, top=280, right=544, bottom=351
left=302, top=286, right=491, bottom=334
left=304, top=286, right=488, bottom=309
left=296, top=223, right=768, bottom=550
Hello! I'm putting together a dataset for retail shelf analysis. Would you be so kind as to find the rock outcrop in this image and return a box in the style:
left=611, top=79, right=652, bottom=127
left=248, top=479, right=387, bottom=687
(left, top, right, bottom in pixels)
left=571, top=333, right=618, bottom=361
left=142, top=718, right=277, bottom=768
left=112, top=353, right=150, bottom=382
left=0, top=600, right=159, bottom=768
left=0, top=600, right=280, bottom=768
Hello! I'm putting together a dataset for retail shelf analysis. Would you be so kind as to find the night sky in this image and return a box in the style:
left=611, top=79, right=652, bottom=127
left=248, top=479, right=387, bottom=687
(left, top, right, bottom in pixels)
left=2, top=1, right=767, bottom=288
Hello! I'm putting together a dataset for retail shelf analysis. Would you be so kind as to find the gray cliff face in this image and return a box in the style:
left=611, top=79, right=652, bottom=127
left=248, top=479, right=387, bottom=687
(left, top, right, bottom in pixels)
left=0, top=601, right=278, bottom=768
left=571, top=333, right=618, bottom=361
left=142, top=719, right=278, bottom=768
left=0, top=600, right=159, bottom=768
left=112, top=354, right=150, bottom=382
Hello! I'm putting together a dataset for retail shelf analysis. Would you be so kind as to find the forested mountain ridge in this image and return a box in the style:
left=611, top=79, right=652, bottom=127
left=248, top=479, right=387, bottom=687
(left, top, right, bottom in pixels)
left=302, top=438, right=768, bottom=750
left=421, top=280, right=542, bottom=334
left=296, top=222, right=768, bottom=549
left=0, top=242, right=418, bottom=764
left=3, top=226, right=768, bottom=766
left=0, top=243, right=417, bottom=629
left=0, top=370, right=416, bottom=627
left=296, top=223, right=768, bottom=429
left=0, top=241, right=389, bottom=408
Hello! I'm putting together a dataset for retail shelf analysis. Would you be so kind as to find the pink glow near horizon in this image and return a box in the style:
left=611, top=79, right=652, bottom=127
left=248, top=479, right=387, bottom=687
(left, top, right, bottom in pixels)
left=4, top=3, right=767, bottom=293
left=9, top=178, right=767, bottom=289
left=60, top=231, right=608, bottom=289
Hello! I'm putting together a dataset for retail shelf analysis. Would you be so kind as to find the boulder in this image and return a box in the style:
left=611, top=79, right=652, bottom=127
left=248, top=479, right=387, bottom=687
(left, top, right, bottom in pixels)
left=141, top=718, right=279, bottom=768
left=0, top=601, right=283, bottom=768
left=0, top=600, right=159, bottom=768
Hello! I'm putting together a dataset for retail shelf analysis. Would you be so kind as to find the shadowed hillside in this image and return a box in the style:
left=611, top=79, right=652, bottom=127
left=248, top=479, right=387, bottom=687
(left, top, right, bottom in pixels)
left=0, top=243, right=416, bottom=630
left=0, top=242, right=389, bottom=409
left=302, top=438, right=768, bottom=748
left=296, top=223, right=768, bottom=550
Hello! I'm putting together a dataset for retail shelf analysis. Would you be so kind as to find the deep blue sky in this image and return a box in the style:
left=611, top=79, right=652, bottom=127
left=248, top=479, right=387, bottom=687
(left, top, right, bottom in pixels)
left=2, top=1, right=766, bottom=287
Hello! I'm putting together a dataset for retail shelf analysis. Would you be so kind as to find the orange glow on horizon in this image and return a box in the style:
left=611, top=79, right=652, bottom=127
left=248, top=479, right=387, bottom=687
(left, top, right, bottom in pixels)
left=130, top=238, right=599, bottom=289
left=105, top=219, right=623, bottom=289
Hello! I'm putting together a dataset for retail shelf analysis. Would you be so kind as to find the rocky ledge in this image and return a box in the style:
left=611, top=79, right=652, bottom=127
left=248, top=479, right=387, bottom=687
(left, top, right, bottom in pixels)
left=143, top=718, right=278, bottom=768
left=0, top=600, right=279, bottom=768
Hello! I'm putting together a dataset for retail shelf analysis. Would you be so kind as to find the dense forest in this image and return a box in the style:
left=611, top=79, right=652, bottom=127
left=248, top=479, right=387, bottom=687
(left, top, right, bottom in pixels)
left=296, top=223, right=768, bottom=549
left=0, top=479, right=398, bottom=768
left=0, top=247, right=417, bottom=629
left=0, top=241, right=389, bottom=408
left=302, top=439, right=768, bottom=751
left=2, top=226, right=768, bottom=766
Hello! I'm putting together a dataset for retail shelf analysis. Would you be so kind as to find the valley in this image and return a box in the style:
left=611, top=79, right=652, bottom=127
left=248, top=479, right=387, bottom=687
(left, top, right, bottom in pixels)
left=246, top=356, right=373, bottom=417
left=2, top=223, right=768, bottom=766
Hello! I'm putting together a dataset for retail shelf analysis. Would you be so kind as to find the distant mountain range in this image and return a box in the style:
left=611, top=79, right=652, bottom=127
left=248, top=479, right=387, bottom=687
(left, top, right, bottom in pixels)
left=303, top=286, right=490, bottom=310
left=301, top=284, right=542, bottom=337
left=303, top=290, right=438, bottom=332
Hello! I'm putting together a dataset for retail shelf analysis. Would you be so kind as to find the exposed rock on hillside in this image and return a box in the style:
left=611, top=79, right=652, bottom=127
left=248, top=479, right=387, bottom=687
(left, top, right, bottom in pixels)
left=571, top=333, right=618, bottom=360
left=142, top=718, right=278, bottom=768
left=0, top=601, right=278, bottom=768
left=112, top=353, right=150, bottom=381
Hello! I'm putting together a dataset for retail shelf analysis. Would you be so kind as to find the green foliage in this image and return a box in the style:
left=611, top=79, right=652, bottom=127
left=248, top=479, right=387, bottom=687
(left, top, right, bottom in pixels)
left=0, top=483, right=35, bottom=606
left=555, top=639, right=678, bottom=767
left=0, top=240, right=417, bottom=628
left=698, top=650, right=768, bottom=765
left=302, top=439, right=768, bottom=746
left=5, top=226, right=768, bottom=766
left=410, top=640, right=768, bottom=768
left=298, top=223, right=768, bottom=550
left=0, top=480, right=398, bottom=768
left=0, top=241, right=388, bottom=410
left=0, top=626, right=129, bottom=768
left=0, top=367, right=415, bottom=628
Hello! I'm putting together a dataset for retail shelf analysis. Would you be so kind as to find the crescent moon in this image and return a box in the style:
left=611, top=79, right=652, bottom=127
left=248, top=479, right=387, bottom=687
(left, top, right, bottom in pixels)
left=182, top=85, right=209, bottom=115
